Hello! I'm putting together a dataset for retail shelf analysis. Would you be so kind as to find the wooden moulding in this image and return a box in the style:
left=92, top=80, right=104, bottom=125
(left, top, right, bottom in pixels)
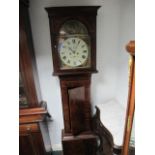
left=45, top=6, right=101, bottom=17
left=19, top=106, right=51, bottom=124
left=62, top=130, right=97, bottom=155
left=20, top=123, right=39, bottom=133
left=20, top=107, right=48, bottom=116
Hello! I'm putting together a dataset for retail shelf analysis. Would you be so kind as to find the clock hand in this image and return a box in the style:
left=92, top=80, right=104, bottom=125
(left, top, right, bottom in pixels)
left=74, top=44, right=80, bottom=55
left=69, top=47, right=76, bottom=54
left=75, top=40, right=80, bottom=50
left=68, top=47, right=73, bottom=52
left=74, top=40, right=81, bottom=53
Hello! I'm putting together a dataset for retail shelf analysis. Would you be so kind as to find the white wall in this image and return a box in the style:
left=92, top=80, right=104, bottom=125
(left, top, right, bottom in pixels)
left=91, top=0, right=121, bottom=107
left=116, top=0, right=135, bottom=108
left=29, top=0, right=135, bottom=150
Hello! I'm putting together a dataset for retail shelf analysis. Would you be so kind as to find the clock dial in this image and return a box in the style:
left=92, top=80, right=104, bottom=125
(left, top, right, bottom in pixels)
left=60, top=38, right=89, bottom=67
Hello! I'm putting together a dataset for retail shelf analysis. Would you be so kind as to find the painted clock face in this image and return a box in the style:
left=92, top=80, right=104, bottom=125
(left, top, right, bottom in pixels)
left=59, top=37, right=89, bottom=67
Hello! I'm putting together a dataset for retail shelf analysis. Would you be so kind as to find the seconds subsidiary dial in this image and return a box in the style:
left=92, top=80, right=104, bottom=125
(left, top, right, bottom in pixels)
left=60, top=38, right=89, bottom=67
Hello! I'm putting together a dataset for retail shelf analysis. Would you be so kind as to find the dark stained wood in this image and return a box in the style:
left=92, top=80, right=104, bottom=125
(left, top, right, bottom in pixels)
left=46, top=6, right=100, bottom=17
left=45, top=6, right=100, bottom=155
left=45, top=6, right=100, bottom=75
left=19, top=106, right=52, bottom=154
left=59, top=75, right=92, bottom=133
left=20, top=114, right=45, bottom=124
left=19, top=1, right=52, bottom=154
left=128, top=147, right=135, bottom=155
left=20, top=0, right=41, bottom=108
left=19, top=105, right=51, bottom=124
left=19, top=106, right=49, bottom=116
left=20, top=123, right=39, bottom=132
left=113, top=145, right=122, bottom=155
left=92, top=106, right=114, bottom=155
left=20, top=0, right=29, bottom=7
left=122, top=41, right=135, bottom=155
left=62, top=130, right=98, bottom=155
left=69, top=86, right=88, bottom=135
left=20, top=130, right=46, bottom=155
left=19, top=134, right=35, bottom=155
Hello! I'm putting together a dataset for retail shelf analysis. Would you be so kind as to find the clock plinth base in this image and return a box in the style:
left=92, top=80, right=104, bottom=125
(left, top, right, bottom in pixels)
left=62, top=130, right=97, bottom=155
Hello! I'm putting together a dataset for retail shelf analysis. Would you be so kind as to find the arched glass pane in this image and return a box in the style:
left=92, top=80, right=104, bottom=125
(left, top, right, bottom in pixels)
left=59, top=20, right=88, bottom=35
left=57, top=20, right=91, bottom=70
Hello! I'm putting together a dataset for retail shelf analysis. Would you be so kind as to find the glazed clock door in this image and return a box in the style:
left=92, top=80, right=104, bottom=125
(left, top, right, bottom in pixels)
left=46, top=6, right=99, bottom=75
left=57, top=20, right=91, bottom=70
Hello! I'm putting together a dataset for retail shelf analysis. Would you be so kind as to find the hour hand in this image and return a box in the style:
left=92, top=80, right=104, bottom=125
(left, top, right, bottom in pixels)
left=69, top=47, right=73, bottom=51
left=69, top=47, right=75, bottom=53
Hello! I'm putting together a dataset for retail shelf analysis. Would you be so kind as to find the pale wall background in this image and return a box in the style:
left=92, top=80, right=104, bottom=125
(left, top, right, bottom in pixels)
left=29, top=0, right=135, bottom=150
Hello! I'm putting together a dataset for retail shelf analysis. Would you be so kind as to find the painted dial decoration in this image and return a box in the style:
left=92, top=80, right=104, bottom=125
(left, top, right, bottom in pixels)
left=60, top=37, right=89, bottom=67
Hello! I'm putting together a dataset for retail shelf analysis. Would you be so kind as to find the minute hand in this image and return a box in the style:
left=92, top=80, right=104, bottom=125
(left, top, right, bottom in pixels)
left=75, top=43, right=80, bottom=52
left=69, top=47, right=74, bottom=53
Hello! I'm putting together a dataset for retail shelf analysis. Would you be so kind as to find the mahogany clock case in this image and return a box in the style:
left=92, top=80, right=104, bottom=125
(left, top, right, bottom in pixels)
left=45, top=6, right=100, bottom=75
left=59, top=74, right=92, bottom=134
left=45, top=6, right=101, bottom=155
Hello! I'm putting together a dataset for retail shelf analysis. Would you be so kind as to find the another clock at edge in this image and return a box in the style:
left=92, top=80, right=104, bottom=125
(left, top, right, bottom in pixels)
left=45, top=6, right=100, bottom=75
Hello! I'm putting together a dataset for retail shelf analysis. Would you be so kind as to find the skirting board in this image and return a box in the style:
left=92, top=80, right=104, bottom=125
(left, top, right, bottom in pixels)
left=52, top=144, right=62, bottom=151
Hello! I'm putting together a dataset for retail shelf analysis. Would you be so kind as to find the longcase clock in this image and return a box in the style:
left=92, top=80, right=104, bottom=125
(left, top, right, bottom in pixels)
left=46, top=6, right=100, bottom=155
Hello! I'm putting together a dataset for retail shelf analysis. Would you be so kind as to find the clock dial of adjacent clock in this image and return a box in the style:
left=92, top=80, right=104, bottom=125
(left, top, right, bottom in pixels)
left=60, top=37, right=89, bottom=67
